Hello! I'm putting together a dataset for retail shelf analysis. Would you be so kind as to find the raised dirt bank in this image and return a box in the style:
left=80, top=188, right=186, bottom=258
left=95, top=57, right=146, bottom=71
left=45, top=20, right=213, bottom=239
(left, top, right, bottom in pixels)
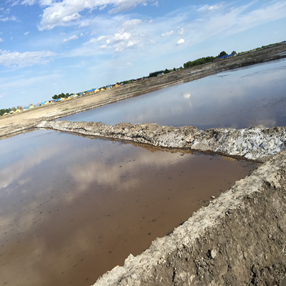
left=1, top=44, right=286, bottom=140
left=37, top=120, right=286, bottom=162
left=93, top=150, right=286, bottom=286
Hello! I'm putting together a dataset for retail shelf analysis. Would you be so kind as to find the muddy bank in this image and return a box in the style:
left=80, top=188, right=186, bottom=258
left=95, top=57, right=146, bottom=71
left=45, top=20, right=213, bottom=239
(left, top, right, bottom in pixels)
left=37, top=121, right=286, bottom=162
left=1, top=44, right=286, bottom=140
left=94, top=150, right=286, bottom=286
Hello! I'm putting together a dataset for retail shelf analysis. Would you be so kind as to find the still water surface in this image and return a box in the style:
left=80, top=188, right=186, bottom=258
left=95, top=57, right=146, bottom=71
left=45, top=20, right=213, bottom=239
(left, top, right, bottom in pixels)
left=0, top=130, right=258, bottom=286
left=60, top=58, right=286, bottom=129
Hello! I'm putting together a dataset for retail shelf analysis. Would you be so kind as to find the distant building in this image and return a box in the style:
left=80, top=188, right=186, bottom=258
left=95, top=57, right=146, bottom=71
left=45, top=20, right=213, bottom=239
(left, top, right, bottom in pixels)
left=214, top=53, right=237, bottom=61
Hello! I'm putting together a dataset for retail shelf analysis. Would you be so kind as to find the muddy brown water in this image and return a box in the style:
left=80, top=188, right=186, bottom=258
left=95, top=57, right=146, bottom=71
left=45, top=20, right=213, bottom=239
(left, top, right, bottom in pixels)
left=60, top=58, right=286, bottom=129
left=0, top=129, right=258, bottom=286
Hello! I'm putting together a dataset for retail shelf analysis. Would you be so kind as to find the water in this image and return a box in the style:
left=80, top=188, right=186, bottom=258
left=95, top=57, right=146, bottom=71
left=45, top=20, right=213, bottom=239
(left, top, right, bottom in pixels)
left=60, top=58, right=286, bottom=129
left=0, top=130, right=258, bottom=286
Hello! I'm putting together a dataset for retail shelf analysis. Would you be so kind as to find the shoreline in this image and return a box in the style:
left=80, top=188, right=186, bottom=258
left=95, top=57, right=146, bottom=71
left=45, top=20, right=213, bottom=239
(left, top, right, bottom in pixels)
left=1, top=44, right=286, bottom=140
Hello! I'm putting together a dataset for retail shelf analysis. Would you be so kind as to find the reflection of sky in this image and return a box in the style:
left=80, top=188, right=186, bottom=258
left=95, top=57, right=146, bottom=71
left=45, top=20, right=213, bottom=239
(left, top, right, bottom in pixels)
left=0, top=130, right=257, bottom=286
left=0, top=130, right=197, bottom=285
left=60, top=58, right=286, bottom=129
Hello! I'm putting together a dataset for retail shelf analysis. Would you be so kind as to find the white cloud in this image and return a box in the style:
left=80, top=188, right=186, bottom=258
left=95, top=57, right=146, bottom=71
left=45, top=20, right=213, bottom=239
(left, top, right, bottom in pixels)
left=90, top=30, right=98, bottom=35
left=192, top=1, right=286, bottom=41
left=108, top=1, right=146, bottom=14
left=121, top=19, right=142, bottom=30
left=198, top=4, right=222, bottom=12
left=38, top=0, right=153, bottom=30
left=99, top=4, right=107, bottom=10
left=86, top=30, right=141, bottom=52
left=11, top=0, right=20, bottom=6
left=151, top=1, right=158, bottom=7
left=178, top=28, right=185, bottom=35
left=0, top=15, right=17, bottom=22
left=208, top=4, right=221, bottom=11
left=0, top=50, right=56, bottom=67
left=24, top=31, right=30, bottom=35
left=21, top=0, right=36, bottom=5
left=177, top=39, right=185, bottom=45
left=161, top=30, right=173, bottom=37
left=63, top=35, right=78, bottom=42
left=79, top=21, right=90, bottom=27
left=40, top=0, right=53, bottom=5
left=0, top=38, right=3, bottom=42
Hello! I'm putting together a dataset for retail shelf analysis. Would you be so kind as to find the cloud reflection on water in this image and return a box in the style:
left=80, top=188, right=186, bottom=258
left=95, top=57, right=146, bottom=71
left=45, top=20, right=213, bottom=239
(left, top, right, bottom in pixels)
left=0, top=130, right=259, bottom=286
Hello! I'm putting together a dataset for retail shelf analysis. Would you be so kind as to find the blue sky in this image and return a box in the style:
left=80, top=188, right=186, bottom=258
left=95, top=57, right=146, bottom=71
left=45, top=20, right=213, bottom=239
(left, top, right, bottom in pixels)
left=0, top=0, right=286, bottom=108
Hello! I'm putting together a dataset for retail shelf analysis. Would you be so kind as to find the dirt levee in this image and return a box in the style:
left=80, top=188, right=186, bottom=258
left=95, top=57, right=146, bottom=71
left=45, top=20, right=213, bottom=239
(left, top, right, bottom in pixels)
left=37, top=120, right=286, bottom=162
left=94, top=150, right=286, bottom=286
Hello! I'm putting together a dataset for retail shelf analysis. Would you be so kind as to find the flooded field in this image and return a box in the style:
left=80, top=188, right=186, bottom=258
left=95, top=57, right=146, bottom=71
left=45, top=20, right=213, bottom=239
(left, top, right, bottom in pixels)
left=0, top=129, right=258, bottom=286
left=60, top=58, right=286, bottom=129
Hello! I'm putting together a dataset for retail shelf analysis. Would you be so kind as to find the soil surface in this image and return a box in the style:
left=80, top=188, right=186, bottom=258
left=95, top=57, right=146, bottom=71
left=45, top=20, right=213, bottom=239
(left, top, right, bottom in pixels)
left=94, top=150, right=286, bottom=286
left=1, top=44, right=286, bottom=140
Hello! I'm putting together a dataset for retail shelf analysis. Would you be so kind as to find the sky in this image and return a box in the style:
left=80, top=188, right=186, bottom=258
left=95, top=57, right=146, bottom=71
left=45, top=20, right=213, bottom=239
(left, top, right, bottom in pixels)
left=0, top=0, right=286, bottom=108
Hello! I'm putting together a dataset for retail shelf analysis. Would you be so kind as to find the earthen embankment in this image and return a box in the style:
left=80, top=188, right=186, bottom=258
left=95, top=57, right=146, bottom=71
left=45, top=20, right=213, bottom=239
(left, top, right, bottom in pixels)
left=37, top=120, right=286, bottom=162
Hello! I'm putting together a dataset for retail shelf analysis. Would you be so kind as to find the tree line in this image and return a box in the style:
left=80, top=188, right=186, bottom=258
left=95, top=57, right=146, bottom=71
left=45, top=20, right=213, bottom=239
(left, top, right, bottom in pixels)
left=52, top=93, right=73, bottom=100
left=0, top=106, right=23, bottom=116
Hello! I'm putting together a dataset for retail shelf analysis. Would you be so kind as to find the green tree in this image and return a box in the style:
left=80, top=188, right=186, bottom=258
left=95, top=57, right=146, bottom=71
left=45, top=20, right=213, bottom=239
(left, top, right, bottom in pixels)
left=183, top=56, right=215, bottom=69
left=148, top=70, right=164, bottom=77
left=218, top=51, right=228, bottom=57
left=231, top=50, right=237, bottom=55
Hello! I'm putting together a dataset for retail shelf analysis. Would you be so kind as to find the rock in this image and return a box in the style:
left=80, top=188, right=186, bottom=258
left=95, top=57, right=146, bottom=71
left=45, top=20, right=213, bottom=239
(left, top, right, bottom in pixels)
left=210, top=249, right=217, bottom=259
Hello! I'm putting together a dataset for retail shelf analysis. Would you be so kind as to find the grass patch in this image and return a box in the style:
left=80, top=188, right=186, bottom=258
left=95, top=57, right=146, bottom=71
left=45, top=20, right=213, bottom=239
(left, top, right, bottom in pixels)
left=62, top=108, right=68, bottom=112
